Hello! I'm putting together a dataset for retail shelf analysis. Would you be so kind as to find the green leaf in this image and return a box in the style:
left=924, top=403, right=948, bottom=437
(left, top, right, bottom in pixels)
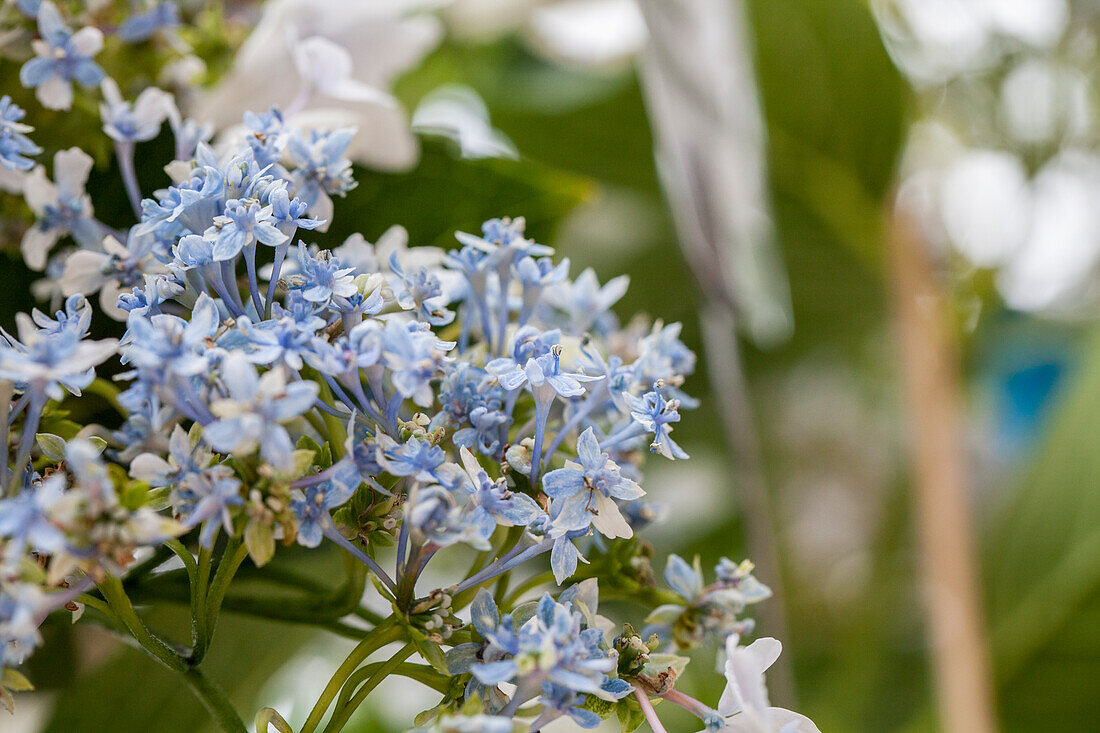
left=244, top=520, right=276, bottom=568
left=616, top=698, right=647, bottom=733
left=984, top=327, right=1100, bottom=729
left=35, top=433, right=66, bottom=462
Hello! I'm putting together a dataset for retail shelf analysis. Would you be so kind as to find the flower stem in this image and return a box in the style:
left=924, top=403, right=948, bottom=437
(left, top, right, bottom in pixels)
left=299, top=620, right=402, bottom=733
left=323, top=644, right=415, bottom=732
left=98, top=574, right=246, bottom=733
left=633, top=687, right=669, bottom=733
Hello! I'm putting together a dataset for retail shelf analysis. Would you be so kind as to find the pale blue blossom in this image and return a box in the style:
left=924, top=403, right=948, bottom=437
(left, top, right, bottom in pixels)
left=19, top=2, right=105, bottom=110
left=203, top=356, right=319, bottom=470
left=0, top=96, right=42, bottom=172
left=543, top=427, right=643, bottom=540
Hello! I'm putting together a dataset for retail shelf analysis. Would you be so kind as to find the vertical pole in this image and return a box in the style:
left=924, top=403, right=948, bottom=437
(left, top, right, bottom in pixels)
left=889, top=203, right=998, bottom=733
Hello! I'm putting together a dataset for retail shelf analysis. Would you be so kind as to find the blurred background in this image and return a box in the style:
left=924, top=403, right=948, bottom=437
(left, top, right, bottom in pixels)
left=4, top=0, right=1100, bottom=731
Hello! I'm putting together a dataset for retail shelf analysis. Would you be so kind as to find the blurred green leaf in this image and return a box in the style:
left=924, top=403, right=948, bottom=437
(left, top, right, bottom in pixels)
left=985, top=327, right=1100, bottom=730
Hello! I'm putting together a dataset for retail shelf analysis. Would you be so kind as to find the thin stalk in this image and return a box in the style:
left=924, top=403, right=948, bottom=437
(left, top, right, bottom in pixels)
left=633, top=687, right=669, bottom=733
left=322, top=522, right=396, bottom=594
left=190, top=544, right=214, bottom=662
left=7, top=393, right=43, bottom=495
left=243, top=243, right=264, bottom=316
left=97, top=575, right=247, bottom=733
left=0, top=380, right=12, bottom=486
left=323, top=644, right=415, bottom=733
left=699, top=303, right=794, bottom=703
left=889, top=205, right=997, bottom=733
left=265, top=241, right=289, bottom=318
left=299, top=620, right=402, bottom=733
left=204, top=539, right=249, bottom=645
left=115, top=141, right=143, bottom=218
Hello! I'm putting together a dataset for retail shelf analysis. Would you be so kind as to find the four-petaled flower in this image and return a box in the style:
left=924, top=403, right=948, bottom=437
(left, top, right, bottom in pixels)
left=543, top=427, right=643, bottom=540
left=19, top=2, right=105, bottom=110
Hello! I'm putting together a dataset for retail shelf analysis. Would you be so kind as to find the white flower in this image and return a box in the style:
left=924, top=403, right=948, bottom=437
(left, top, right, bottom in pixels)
left=713, top=635, right=820, bottom=733
left=20, top=147, right=99, bottom=271
left=411, top=85, right=517, bottom=160
left=194, top=0, right=443, bottom=170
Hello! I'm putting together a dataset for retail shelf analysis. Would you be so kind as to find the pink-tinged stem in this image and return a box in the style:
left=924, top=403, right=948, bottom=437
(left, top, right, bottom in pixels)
left=662, top=688, right=721, bottom=721
left=633, top=687, right=669, bottom=733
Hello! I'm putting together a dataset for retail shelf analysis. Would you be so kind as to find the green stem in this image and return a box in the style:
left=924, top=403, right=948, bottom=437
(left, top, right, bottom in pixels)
left=324, top=644, right=415, bottom=732
left=166, top=539, right=198, bottom=583
left=299, top=619, right=402, bottom=733
left=97, top=575, right=246, bottom=733
left=99, top=574, right=187, bottom=670
left=191, top=544, right=214, bottom=661
left=503, top=571, right=555, bottom=608
left=337, top=662, right=451, bottom=699
left=204, top=539, right=249, bottom=645
left=180, top=667, right=249, bottom=733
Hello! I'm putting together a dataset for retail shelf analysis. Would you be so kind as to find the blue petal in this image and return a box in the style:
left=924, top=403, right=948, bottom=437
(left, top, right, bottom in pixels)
left=664, top=554, right=702, bottom=600
left=542, top=467, right=584, bottom=499
left=470, top=589, right=499, bottom=637
left=470, top=660, right=517, bottom=685
left=551, top=537, right=579, bottom=584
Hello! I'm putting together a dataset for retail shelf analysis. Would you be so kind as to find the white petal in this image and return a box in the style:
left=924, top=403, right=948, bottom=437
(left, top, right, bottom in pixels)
left=60, top=250, right=109, bottom=295
left=37, top=75, right=74, bottom=111
left=21, top=166, right=56, bottom=215
left=589, top=492, right=632, bottom=539
left=21, top=225, right=60, bottom=271
left=54, top=148, right=94, bottom=200
left=70, top=26, right=104, bottom=57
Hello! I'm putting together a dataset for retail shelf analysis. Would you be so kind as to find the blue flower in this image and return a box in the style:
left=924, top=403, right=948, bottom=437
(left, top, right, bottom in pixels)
left=287, top=127, right=357, bottom=224
left=291, top=480, right=355, bottom=548
left=470, top=592, right=630, bottom=708
left=407, top=486, right=494, bottom=550
left=207, top=198, right=288, bottom=261
left=0, top=305, right=117, bottom=400
left=117, top=2, right=179, bottom=43
left=0, top=96, right=41, bottom=172
left=458, top=447, right=544, bottom=528
left=484, top=327, right=560, bottom=390
left=0, top=474, right=71, bottom=565
left=644, top=555, right=772, bottom=650
left=271, top=290, right=326, bottom=333
left=543, top=268, right=629, bottom=337
left=543, top=427, right=643, bottom=540
left=380, top=436, right=447, bottom=484
left=389, top=252, right=455, bottom=326
left=121, top=293, right=221, bottom=379
left=624, top=389, right=689, bottom=460
left=21, top=148, right=101, bottom=271
left=633, top=322, right=698, bottom=407
left=0, top=583, right=48, bottom=668
left=202, top=356, right=319, bottom=471
left=19, top=2, right=105, bottom=110
left=537, top=681, right=603, bottom=728
left=270, top=185, right=323, bottom=238
left=242, top=108, right=288, bottom=168
left=453, top=406, right=510, bottom=458
left=455, top=217, right=553, bottom=269
left=176, top=467, right=243, bottom=549
left=289, top=243, right=357, bottom=305
left=382, top=320, right=452, bottom=408
left=100, top=78, right=172, bottom=144
left=513, top=255, right=569, bottom=325
left=234, top=315, right=316, bottom=370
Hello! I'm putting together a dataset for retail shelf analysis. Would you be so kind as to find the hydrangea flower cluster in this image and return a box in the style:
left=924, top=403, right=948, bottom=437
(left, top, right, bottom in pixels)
left=0, top=3, right=819, bottom=731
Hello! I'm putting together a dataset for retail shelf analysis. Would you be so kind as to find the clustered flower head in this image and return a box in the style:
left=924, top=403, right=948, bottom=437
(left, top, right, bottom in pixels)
left=0, top=3, right=820, bottom=732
